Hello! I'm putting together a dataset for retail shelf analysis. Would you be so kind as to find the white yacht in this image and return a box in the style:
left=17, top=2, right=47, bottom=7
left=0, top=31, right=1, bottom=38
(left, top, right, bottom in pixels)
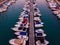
left=11, top=27, right=23, bottom=31
left=34, top=17, right=41, bottom=21
left=35, top=21, right=44, bottom=28
left=36, top=40, right=49, bottom=45
left=48, top=0, right=57, bottom=8
left=17, top=35, right=28, bottom=41
left=53, top=10, right=60, bottom=14
left=57, top=14, right=60, bottom=18
left=35, top=29, right=49, bottom=45
left=14, top=31, right=27, bottom=36
left=9, top=39, right=26, bottom=45
left=35, top=29, right=46, bottom=37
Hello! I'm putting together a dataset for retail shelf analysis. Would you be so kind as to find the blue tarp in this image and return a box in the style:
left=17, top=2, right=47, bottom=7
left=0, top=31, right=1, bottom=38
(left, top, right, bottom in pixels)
left=36, top=21, right=41, bottom=24
left=20, top=32, right=26, bottom=35
left=37, top=33, right=42, bottom=36
left=24, top=11, right=29, bottom=14
left=24, top=16, right=28, bottom=18
left=0, top=5, right=3, bottom=8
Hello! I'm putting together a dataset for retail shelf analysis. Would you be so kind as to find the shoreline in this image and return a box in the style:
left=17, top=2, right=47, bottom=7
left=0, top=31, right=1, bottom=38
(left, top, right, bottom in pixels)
left=0, top=0, right=16, bottom=12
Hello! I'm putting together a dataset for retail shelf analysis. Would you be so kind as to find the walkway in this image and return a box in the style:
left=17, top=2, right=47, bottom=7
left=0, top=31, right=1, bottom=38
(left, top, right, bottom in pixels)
left=29, top=0, right=35, bottom=45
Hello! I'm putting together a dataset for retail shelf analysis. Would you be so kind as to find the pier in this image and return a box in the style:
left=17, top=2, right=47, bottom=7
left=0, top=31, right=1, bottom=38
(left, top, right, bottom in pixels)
left=29, top=0, right=35, bottom=45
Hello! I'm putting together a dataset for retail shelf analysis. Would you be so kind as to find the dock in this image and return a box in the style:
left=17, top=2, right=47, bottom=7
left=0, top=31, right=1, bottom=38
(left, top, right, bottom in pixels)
left=29, top=0, right=35, bottom=45
left=9, top=0, right=49, bottom=45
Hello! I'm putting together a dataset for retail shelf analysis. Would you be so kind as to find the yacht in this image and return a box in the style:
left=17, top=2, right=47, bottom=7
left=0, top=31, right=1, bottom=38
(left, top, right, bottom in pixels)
left=16, top=31, right=28, bottom=41
left=35, top=29, right=49, bottom=45
left=36, top=40, right=49, bottom=45
left=14, top=31, right=27, bottom=36
left=11, top=26, right=27, bottom=32
left=35, top=29, right=46, bottom=37
left=11, top=27, right=22, bottom=31
left=57, top=14, right=60, bottom=18
left=48, top=0, right=59, bottom=11
left=53, top=10, right=60, bottom=14
left=34, top=21, right=44, bottom=28
left=9, top=39, right=26, bottom=45
left=17, top=35, right=28, bottom=41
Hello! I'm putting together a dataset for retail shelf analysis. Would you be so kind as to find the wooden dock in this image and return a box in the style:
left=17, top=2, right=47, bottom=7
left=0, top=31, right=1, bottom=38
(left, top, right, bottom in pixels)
left=29, top=0, right=35, bottom=45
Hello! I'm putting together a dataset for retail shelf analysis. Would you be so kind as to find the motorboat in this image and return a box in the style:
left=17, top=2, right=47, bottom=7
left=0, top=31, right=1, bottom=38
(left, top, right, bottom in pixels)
left=46, top=0, right=51, bottom=2
left=34, top=17, right=41, bottom=21
left=35, top=29, right=46, bottom=37
left=14, top=31, right=27, bottom=35
left=53, top=10, right=60, bottom=14
left=48, top=0, right=59, bottom=11
left=48, top=0, right=57, bottom=8
left=11, top=0, right=16, bottom=3
left=15, top=22, right=22, bottom=27
left=23, top=7, right=30, bottom=12
left=11, top=26, right=27, bottom=31
left=35, top=29, right=49, bottom=45
left=34, top=8, right=40, bottom=13
left=57, top=14, right=60, bottom=18
left=25, top=1, right=30, bottom=5
left=15, top=23, right=29, bottom=28
left=34, top=13, right=41, bottom=17
left=11, top=27, right=23, bottom=31
left=9, top=39, right=26, bottom=45
left=17, top=35, right=28, bottom=41
left=34, top=21, right=44, bottom=28
left=36, top=40, right=49, bottom=45
left=33, top=2, right=37, bottom=7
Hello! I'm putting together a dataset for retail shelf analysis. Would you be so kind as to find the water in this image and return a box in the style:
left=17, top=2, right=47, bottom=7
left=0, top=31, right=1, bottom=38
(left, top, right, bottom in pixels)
left=37, top=0, right=60, bottom=45
left=0, top=0, right=24, bottom=45
left=0, top=0, right=60, bottom=45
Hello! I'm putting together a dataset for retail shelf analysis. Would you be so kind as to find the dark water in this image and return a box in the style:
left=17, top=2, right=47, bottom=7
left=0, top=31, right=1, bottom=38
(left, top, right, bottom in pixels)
left=0, top=0, right=24, bottom=45
left=0, top=0, right=60, bottom=45
left=37, top=0, right=60, bottom=45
